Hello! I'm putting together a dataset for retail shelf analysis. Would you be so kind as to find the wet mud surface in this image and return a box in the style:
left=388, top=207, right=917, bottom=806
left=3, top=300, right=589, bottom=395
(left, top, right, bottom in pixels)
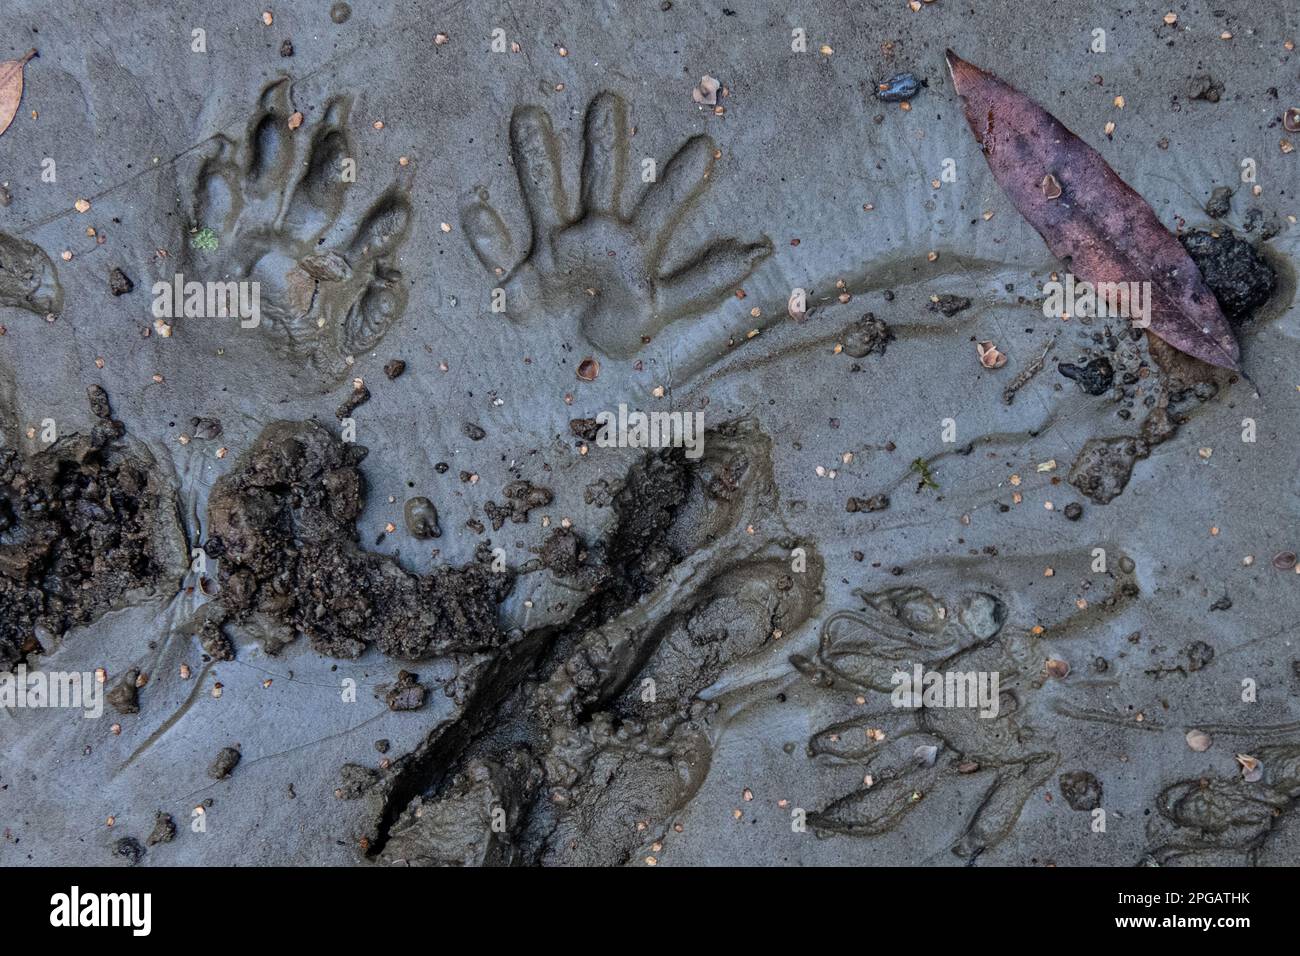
left=1, top=0, right=1298, bottom=867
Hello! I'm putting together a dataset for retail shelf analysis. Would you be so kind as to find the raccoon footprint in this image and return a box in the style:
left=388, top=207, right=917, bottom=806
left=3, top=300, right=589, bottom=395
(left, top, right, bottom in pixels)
left=189, top=77, right=411, bottom=383
left=462, top=91, right=772, bottom=360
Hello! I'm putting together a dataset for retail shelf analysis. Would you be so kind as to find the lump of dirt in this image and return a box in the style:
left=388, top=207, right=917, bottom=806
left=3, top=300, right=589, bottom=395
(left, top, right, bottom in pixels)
left=1067, top=435, right=1144, bottom=505
left=846, top=494, right=889, bottom=513
left=1180, top=229, right=1277, bottom=322
left=206, top=420, right=512, bottom=661
left=146, top=811, right=176, bottom=846
left=113, top=836, right=145, bottom=865
left=927, top=294, right=971, bottom=317
left=385, top=670, right=428, bottom=711
left=484, top=480, right=552, bottom=531
left=840, top=313, right=893, bottom=358
left=0, top=387, right=181, bottom=670
left=1205, top=186, right=1233, bottom=219
left=208, top=746, right=241, bottom=780
left=199, top=619, right=235, bottom=661
left=403, top=496, right=441, bottom=539
left=1068, top=401, right=1176, bottom=504
left=540, top=527, right=585, bottom=576
left=1057, top=357, right=1114, bottom=395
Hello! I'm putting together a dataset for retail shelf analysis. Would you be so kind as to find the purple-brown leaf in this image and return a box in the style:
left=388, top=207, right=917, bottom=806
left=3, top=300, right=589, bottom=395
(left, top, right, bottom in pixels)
left=947, top=50, right=1239, bottom=371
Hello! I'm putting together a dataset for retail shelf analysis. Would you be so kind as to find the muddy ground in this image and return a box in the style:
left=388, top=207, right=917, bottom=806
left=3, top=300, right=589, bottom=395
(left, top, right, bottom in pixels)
left=1, top=0, right=1297, bottom=866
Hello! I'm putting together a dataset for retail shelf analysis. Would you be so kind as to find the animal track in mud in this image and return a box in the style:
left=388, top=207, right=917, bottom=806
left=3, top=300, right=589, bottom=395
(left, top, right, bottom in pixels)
left=1144, top=744, right=1300, bottom=866
left=358, top=419, right=824, bottom=866
left=188, top=78, right=412, bottom=385
left=0, top=387, right=183, bottom=669
left=0, top=230, right=63, bottom=317
left=461, top=91, right=772, bottom=360
left=795, top=586, right=1058, bottom=858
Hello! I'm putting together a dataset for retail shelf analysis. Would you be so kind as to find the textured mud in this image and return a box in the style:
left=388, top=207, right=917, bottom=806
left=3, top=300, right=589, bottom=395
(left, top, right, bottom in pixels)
left=0, top=387, right=183, bottom=670
left=1, top=0, right=1298, bottom=868
left=206, top=420, right=512, bottom=660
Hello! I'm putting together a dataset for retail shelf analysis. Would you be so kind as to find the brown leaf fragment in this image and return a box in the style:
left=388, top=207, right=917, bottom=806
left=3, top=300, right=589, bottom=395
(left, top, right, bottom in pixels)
left=0, top=49, right=37, bottom=139
left=946, top=50, right=1240, bottom=370
left=1040, top=174, right=1062, bottom=199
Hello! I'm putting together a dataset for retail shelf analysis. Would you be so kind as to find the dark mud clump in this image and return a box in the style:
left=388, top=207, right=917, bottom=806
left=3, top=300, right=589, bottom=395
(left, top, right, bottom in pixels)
left=113, top=836, right=146, bottom=865
left=927, top=294, right=971, bottom=317
left=386, top=670, right=428, bottom=711
left=1187, top=640, right=1215, bottom=672
left=1057, top=357, right=1113, bottom=395
left=1187, top=75, right=1223, bottom=103
left=0, top=387, right=179, bottom=670
left=206, top=420, right=512, bottom=660
left=540, top=527, right=585, bottom=576
left=846, top=494, right=889, bottom=513
left=208, top=746, right=241, bottom=780
left=484, top=480, right=552, bottom=531
left=840, top=313, right=894, bottom=358
left=1068, top=400, right=1177, bottom=504
left=199, top=617, right=235, bottom=661
left=146, top=812, right=177, bottom=846
left=1179, top=229, right=1277, bottom=322
left=107, top=267, right=134, bottom=296
left=569, top=417, right=601, bottom=441
left=403, top=496, right=440, bottom=539
left=335, top=382, right=371, bottom=420
left=1205, top=186, right=1233, bottom=219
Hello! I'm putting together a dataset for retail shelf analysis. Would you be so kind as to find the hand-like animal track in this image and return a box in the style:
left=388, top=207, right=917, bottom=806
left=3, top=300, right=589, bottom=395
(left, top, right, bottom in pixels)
left=795, top=587, right=1058, bottom=859
left=461, top=91, right=772, bottom=360
left=188, top=78, right=412, bottom=385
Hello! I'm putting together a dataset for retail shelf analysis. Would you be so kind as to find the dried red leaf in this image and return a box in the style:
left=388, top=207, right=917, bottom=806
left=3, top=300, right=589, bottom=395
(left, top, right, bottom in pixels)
left=0, top=49, right=37, bottom=139
left=947, top=51, right=1240, bottom=370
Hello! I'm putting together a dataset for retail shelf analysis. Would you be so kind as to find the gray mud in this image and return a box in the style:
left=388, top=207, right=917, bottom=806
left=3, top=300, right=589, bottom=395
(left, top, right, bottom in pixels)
left=1, top=0, right=1297, bottom=867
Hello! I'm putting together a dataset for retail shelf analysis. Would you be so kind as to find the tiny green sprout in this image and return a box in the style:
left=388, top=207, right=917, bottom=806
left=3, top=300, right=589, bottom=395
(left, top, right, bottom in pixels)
left=190, top=227, right=219, bottom=251
left=910, top=457, right=939, bottom=491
